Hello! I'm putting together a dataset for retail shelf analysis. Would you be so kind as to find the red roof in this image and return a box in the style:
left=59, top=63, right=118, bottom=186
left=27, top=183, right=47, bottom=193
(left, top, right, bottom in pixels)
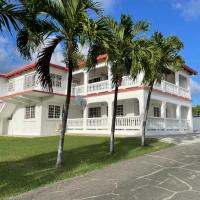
left=0, top=63, right=67, bottom=78
left=183, top=64, right=198, bottom=75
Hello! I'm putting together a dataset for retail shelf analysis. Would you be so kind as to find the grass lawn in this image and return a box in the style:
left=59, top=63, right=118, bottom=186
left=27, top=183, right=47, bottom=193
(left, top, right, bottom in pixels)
left=0, top=135, right=173, bottom=200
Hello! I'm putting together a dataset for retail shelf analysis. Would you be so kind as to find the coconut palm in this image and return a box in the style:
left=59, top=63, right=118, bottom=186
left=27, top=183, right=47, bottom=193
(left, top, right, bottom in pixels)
left=0, top=0, right=21, bottom=32
left=17, top=0, right=109, bottom=167
left=141, top=32, right=184, bottom=146
left=98, top=15, right=149, bottom=154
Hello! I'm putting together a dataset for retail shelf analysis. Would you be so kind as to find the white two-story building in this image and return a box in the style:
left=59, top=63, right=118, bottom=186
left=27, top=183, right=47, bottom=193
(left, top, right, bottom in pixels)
left=0, top=54, right=197, bottom=136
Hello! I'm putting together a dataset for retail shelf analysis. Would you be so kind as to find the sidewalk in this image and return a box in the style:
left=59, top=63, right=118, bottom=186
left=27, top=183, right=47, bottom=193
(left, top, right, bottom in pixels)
left=10, top=141, right=200, bottom=200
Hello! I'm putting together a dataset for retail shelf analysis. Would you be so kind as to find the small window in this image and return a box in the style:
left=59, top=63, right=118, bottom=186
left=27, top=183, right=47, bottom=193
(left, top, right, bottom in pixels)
left=48, top=105, right=61, bottom=119
left=50, top=73, right=62, bottom=88
left=25, top=106, right=35, bottom=119
left=89, top=77, right=101, bottom=84
left=89, top=107, right=101, bottom=118
left=8, top=80, right=15, bottom=92
left=154, top=107, right=160, bottom=117
left=24, top=74, right=35, bottom=89
left=116, top=105, right=123, bottom=116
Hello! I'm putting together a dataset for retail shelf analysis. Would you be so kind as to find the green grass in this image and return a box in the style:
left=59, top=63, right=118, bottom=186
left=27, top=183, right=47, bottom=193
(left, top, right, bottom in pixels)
left=0, top=135, right=174, bottom=200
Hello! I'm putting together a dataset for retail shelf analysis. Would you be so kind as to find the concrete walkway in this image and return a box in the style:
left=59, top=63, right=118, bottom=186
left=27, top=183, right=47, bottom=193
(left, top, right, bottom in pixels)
left=11, top=142, right=200, bottom=200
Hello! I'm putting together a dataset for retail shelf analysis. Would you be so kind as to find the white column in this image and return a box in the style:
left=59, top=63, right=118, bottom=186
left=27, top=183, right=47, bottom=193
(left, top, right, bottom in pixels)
left=175, top=72, right=180, bottom=95
left=188, top=106, right=193, bottom=132
left=83, top=105, right=88, bottom=131
left=161, top=101, right=166, bottom=131
left=176, top=105, right=181, bottom=131
left=107, top=100, right=113, bottom=133
left=108, top=64, right=113, bottom=91
left=84, top=71, right=88, bottom=95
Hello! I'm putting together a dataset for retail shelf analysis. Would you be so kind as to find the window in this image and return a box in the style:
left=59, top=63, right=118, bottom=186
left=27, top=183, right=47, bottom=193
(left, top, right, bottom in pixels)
left=116, top=105, right=123, bottom=116
left=89, top=107, right=101, bottom=118
left=50, top=73, right=62, bottom=88
left=48, top=105, right=61, bottom=119
left=24, top=74, right=35, bottom=89
left=25, top=106, right=35, bottom=119
left=8, top=80, right=15, bottom=92
left=89, top=77, right=101, bottom=84
left=154, top=107, right=160, bottom=117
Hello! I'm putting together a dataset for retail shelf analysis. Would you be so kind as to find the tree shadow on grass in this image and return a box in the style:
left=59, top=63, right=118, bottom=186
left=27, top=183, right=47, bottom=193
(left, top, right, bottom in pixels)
left=0, top=137, right=163, bottom=199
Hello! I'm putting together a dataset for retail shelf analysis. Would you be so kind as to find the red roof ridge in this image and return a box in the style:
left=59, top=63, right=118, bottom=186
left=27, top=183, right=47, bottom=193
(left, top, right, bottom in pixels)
left=0, top=63, right=67, bottom=78
left=183, top=64, right=198, bottom=75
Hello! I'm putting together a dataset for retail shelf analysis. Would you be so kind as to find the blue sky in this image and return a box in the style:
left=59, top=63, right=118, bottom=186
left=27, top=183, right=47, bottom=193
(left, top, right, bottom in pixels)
left=0, top=0, right=200, bottom=105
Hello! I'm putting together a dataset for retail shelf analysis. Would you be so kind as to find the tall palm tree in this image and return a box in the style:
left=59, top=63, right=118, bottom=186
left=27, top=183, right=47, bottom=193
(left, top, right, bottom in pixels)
left=99, top=15, right=149, bottom=154
left=17, top=0, right=108, bottom=167
left=141, top=32, right=184, bottom=146
left=0, top=0, right=21, bottom=32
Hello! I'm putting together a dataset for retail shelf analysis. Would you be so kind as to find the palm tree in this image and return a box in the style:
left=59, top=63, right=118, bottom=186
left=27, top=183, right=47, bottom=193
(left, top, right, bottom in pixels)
left=100, top=15, right=149, bottom=154
left=0, top=0, right=21, bottom=32
left=141, top=32, right=184, bottom=146
left=17, top=0, right=108, bottom=167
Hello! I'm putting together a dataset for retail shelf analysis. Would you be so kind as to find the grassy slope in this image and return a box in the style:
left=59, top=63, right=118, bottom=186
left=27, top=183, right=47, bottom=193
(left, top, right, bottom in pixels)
left=0, top=136, right=173, bottom=199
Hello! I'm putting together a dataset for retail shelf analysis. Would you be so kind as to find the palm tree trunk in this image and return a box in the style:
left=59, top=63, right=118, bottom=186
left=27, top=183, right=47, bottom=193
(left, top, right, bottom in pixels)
left=141, top=81, right=154, bottom=147
left=110, top=82, right=119, bottom=154
left=56, top=65, right=73, bottom=168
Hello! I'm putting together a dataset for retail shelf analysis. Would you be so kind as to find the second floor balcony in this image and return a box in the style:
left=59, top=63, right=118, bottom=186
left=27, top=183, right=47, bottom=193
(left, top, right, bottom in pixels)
left=1, top=73, right=191, bottom=100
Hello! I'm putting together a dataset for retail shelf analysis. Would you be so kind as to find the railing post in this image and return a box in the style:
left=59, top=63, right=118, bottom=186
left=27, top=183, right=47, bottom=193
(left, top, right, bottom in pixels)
left=83, top=105, right=88, bottom=132
left=176, top=105, right=181, bottom=132
left=161, top=101, right=166, bottom=132
left=84, top=71, right=88, bottom=95
left=108, top=64, right=112, bottom=91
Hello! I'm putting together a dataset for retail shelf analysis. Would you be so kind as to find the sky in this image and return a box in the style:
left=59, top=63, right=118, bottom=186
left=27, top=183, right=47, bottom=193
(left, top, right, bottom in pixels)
left=0, top=0, right=200, bottom=105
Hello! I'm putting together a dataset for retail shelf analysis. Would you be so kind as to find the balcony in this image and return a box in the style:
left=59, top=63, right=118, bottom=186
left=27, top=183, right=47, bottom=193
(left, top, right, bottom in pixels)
left=73, top=76, right=190, bottom=99
left=2, top=73, right=190, bottom=100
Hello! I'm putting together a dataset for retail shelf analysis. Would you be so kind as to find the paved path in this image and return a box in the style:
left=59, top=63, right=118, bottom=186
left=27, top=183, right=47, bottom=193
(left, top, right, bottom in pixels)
left=11, top=142, right=200, bottom=200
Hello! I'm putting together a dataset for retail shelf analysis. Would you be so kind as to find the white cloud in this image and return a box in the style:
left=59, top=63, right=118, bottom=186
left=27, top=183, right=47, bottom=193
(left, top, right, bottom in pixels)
left=191, top=79, right=200, bottom=96
left=172, top=0, right=200, bottom=19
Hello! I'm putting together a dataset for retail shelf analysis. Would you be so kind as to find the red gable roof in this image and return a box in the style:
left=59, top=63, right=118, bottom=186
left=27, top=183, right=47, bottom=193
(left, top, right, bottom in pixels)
left=183, top=64, right=198, bottom=75
left=0, top=63, right=67, bottom=78
left=0, top=54, right=197, bottom=78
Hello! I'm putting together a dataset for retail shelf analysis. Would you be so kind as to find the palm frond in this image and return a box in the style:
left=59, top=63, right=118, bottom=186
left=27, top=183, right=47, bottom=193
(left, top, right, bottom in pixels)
left=36, top=36, right=63, bottom=91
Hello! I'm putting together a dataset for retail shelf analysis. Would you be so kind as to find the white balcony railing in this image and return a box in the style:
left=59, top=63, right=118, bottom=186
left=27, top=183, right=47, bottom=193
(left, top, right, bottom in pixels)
left=87, top=80, right=109, bottom=94
left=164, top=81, right=178, bottom=95
left=4, top=72, right=190, bottom=99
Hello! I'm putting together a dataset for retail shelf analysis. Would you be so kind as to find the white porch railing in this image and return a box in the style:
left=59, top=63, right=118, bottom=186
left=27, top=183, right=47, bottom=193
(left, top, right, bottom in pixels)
left=87, top=80, right=109, bottom=94
left=181, top=119, right=190, bottom=131
left=115, top=116, right=141, bottom=130
left=147, top=117, right=165, bottom=130
left=66, top=116, right=191, bottom=133
left=67, top=119, right=83, bottom=130
left=86, top=117, right=108, bottom=130
left=166, top=118, right=180, bottom=130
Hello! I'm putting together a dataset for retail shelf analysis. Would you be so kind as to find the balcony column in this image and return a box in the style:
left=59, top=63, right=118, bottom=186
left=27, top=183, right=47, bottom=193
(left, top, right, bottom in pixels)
left=161, top=101, right=166, bottom=131
left=83, top=105, right=88, bottom=131
left=176, top=105, right=181, bottom=131
left=175, top=72, right=180, bottom=95
left=84, top=71, right=88, bottom=95
left=108, top=63, right=113, bottom=91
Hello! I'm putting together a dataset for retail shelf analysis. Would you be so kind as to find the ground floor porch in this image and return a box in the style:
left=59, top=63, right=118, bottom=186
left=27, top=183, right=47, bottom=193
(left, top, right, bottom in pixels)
left=66, top=97, right=192, bottom=136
